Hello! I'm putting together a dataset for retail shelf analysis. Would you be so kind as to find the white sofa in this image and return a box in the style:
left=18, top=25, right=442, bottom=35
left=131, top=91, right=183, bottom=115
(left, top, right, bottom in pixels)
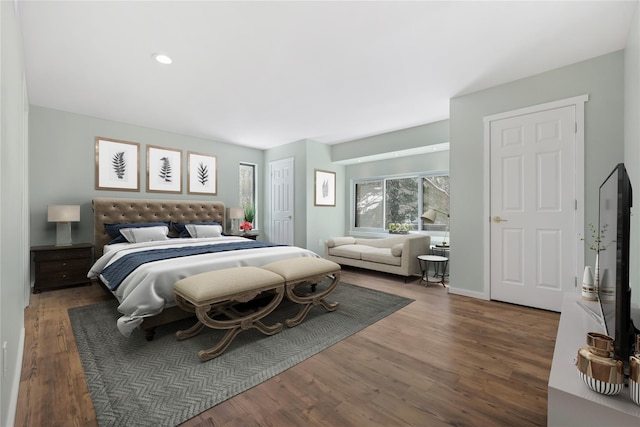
left=325, top=234, right=430, bottom=278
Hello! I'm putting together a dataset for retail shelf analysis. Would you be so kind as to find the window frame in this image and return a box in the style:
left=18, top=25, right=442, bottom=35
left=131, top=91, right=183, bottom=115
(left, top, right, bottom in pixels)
left=239, top=162, right=258, bottom=230
left=350, top=170, right=449, bottom=236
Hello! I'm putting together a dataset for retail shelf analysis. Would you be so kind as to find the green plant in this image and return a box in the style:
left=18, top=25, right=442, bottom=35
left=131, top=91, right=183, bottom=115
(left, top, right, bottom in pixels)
left=388, top=222, right=410, bottom=233
left=582, top=223, right=614, bottom=253
left=243, top=204, right=255, bottom=223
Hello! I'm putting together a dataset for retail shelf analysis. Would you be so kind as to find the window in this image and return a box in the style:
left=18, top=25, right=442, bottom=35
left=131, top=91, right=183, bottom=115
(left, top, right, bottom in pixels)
left=355, top=181, right=383, bottom=228
left=353, top=172, right=449, bottom=232
left=386, top=177, right=419, bottom=230
left=239, top=163, right=257, bottom=226
left=422, top=175, right=450, bottom=231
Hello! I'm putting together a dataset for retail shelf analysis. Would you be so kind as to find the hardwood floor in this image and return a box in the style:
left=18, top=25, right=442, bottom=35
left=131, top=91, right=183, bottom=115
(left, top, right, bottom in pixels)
left=15, top=268, right=559, bottom=427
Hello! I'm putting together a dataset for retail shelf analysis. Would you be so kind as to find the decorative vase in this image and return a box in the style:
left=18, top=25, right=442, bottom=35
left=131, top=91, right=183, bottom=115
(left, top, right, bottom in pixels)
left=594, top=253, right=600, bottom=292
left=581, top=266, right=597, bottom=301
left=630, top=335, right=640, bottom=406
left=599, top=267, right=615, bottom=304
left=576, top=332, right=624, bottom=395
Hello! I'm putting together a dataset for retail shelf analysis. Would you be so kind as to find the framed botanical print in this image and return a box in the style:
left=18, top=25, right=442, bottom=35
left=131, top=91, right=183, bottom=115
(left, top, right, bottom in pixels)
left=147, top=145, right=182, bottom=193
left=314, top=169, right=336, bottom=207
left=187, top=151, right=217, bottom=195
left=95, top=137, right=140, bottom=191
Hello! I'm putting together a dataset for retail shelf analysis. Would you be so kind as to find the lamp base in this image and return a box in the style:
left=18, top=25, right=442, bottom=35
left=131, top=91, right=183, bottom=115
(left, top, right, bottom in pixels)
left=56, top=222, right=73, bottom=246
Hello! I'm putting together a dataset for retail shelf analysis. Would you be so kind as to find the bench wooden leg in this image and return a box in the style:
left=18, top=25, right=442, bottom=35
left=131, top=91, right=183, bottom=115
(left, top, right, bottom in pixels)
left=285, top=272, right=340, bottom=328
left=176, top=287, right=285, bottom=362
left=174, top=294, right=205, bottom=340
left=176, top=320, right=206, bottom=341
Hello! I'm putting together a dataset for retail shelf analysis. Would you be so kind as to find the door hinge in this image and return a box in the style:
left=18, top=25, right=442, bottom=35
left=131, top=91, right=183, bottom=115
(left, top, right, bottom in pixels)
left=575, top=122, right=578, bottom=133
left=575, top=276, right=578, bottom=288
left=575, top=199, right=578, bottom=210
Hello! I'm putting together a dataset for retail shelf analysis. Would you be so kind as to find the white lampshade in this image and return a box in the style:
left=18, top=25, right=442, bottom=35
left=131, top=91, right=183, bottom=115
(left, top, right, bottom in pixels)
left=47, top=205, right=80, bottom=222
left=228, top=208, right=245, bottom=219
left=421, top=209, right=437, bottom=224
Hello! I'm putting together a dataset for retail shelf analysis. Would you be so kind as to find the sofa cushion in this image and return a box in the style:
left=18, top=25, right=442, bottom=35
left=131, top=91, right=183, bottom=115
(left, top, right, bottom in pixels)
left=327, top=236, right=356, bottom=248
left=361, top=248, right=402, bottom=266
left=391, top=243, right=403, bottom=257
left=328, top=244, right=378, bottom=260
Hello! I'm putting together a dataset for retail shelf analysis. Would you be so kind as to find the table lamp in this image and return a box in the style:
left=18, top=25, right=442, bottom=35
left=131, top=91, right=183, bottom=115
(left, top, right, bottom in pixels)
left=48, top=205, right=80, bottom=246
left=228, top=207, right=245, bottom=232
left=421, top=208, right=449, bottom=247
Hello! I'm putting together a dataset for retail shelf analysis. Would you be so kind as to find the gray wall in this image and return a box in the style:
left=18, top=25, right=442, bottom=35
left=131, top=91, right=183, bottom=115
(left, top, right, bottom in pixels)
left=29, top=107, right=264, bottom=247
left=332, top=119, right=449, bottom=162
left=625, top=2, right=640, bottom=308
left=449, top=51, right=625, bottom=297
left=262, top=139, right=346, bottom=256
left=1, top=2, right=30, bottom=425
left=305, top=140, right=346, bottom=255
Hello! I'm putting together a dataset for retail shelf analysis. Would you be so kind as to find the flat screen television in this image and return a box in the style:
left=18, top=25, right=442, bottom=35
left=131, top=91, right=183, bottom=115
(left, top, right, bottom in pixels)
left=598, top=163, right=637, bottom=372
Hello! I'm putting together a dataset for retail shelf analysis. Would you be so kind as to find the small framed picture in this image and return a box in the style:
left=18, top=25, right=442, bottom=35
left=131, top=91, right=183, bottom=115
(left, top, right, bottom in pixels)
left=187, top=151, right=217, bottom=195
left=314, top=169, right=336, bottom=207
left=147, top=145, right=182, bottom=193
left=95, top=137, right=140, bottom=191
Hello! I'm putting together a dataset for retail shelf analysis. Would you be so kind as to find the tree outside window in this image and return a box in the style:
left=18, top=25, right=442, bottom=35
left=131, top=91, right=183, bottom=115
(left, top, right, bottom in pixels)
left=239, top=163, right=257, bottom=226
left=355, top=181, right=383, bottom=228
left=386, top=177, right=419, bottom=230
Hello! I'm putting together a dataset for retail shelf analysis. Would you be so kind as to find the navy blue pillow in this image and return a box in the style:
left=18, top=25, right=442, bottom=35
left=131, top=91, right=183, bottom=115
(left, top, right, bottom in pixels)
left=105, top=222, right=170, bottom=245
left=171, top=221, right=222, bottom=238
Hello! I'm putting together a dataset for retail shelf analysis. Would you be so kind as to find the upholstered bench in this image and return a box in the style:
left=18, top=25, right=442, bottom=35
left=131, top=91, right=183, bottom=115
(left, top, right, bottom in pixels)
left=261, top=257, right=341, bottom=327
left=174, top=266, right=286, bottom=362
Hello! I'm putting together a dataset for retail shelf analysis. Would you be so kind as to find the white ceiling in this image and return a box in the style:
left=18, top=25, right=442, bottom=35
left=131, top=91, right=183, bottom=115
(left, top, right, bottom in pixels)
left=18, top=1, right=637, bottom=150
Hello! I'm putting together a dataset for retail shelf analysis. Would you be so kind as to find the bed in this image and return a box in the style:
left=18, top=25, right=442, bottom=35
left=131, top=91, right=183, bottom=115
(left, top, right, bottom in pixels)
left=89, top=198, right=319, bottom=340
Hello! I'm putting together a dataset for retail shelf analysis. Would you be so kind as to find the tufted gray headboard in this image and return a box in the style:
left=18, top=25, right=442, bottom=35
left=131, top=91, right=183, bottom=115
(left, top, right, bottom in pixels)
left=92, top=198, right=226, bottom=257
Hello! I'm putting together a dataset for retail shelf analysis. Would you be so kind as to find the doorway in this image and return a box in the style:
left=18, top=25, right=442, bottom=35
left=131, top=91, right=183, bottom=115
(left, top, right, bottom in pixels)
left=269, top=157, right=294, bottom=245
left=484, top=96, right=587, bottom=311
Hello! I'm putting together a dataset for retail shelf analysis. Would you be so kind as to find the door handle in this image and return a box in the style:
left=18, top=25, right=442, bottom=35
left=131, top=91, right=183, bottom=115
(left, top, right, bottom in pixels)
left=492, top=215, right=508, bottom=223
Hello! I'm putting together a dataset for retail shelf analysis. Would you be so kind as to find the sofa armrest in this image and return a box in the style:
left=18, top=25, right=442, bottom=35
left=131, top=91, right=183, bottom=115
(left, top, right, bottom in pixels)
left=401, top=235, right=431, bottom=275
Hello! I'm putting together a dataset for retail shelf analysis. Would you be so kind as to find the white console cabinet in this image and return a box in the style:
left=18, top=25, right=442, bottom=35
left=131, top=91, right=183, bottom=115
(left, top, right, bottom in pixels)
left=548, top=292, right=640, bottom=426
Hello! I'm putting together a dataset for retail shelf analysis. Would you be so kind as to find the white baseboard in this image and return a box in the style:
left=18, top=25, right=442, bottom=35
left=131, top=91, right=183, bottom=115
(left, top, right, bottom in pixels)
left=448, top=286, right=489, bottom=301
left=6, top=327, right=25, bottom=427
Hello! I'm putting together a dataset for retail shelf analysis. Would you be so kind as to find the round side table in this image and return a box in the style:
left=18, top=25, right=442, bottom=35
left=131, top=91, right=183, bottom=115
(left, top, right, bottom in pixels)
left=417, top=255, right=449, bottom=287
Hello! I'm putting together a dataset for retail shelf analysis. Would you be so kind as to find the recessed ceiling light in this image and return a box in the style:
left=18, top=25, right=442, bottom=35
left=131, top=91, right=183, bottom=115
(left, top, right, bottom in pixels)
left=152, top=53, right=173, bottom=65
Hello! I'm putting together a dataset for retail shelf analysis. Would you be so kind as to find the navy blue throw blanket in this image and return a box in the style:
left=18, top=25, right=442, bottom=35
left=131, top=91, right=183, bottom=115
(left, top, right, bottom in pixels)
left=101, top=240, right=285, bottom=291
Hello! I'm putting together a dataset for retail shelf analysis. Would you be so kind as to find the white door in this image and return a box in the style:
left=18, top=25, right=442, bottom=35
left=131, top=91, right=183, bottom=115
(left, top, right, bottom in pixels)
left=489, top=105, right=577, bottom=312
left=269, top=158, right=294, bottom=245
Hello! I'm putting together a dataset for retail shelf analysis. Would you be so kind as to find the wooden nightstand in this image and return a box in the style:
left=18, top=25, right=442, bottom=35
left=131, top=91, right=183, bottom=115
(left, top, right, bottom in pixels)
left=31, top=243, right=94, bottom=293
left=230, top=232, right=259, bottom=240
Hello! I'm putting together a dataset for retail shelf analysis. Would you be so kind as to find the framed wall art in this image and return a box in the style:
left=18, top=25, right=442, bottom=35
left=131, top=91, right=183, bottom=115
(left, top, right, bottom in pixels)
left=187, top=151, right=217, bottom=195
left=314, top=169, right=336, bottom=207
left=147, top=145, right=182, bottom=193
left=95, top=137, right=140, bottom=191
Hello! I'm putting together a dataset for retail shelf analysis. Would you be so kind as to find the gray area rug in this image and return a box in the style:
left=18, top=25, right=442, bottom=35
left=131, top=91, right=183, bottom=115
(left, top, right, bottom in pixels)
left=68, top=282, right=413, bottom=427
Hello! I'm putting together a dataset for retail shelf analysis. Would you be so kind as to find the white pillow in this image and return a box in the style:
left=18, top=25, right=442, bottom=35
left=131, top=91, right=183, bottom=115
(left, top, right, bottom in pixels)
left=327, top=237, right=356, bottom=248
left=120, top=226, right=169, bottom=243
left=391, top=243, right=403, bottom=257
left=185, top=224, right=223, bottom=238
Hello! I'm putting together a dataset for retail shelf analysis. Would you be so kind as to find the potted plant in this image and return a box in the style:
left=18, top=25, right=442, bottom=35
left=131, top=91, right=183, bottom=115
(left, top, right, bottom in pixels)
left=243, top=204, right=255, bottom=225
left=388, top=222, right=410, bottom=234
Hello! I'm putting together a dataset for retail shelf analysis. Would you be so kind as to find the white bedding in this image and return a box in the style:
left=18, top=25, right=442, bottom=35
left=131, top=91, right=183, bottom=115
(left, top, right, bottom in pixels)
left=88, top=236, right=319, bottom=336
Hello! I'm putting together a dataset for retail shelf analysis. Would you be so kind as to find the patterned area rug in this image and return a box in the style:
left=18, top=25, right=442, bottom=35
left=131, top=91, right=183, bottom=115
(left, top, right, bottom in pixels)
left=68, top=282, right=413, bottom=427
